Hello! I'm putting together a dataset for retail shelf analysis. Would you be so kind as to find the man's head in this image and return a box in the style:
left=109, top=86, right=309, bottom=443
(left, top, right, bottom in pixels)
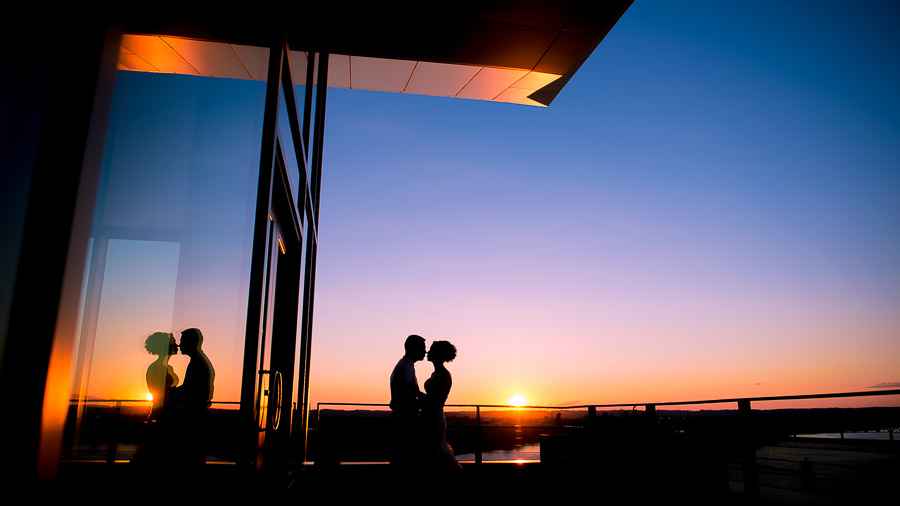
left=180, top=328, right=204, bottom=356
left=404, top=334, right=426, bottom=362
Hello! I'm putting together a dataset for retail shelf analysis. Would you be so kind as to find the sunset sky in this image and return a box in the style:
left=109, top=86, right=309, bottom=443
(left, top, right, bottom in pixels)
left=309, top=0, right=900, bottom=409
left=81, top=1, right=899, bottom=412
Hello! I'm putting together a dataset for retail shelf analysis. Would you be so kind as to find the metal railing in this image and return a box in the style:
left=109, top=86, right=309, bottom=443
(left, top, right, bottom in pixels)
left=64, top=389, right=900, bottom=467
left=316, top=389, right=900, bottom=465
left=317, top=401, right=556, bottom=464
left=64, top=399, right=241, bottom=463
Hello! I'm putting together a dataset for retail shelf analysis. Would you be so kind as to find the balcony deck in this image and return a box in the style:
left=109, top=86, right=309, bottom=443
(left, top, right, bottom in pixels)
left=57, top=390, right=899, bottom=502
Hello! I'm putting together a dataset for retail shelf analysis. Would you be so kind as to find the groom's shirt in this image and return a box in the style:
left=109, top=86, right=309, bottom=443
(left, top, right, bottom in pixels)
left=390, top=356, right=419, bottom=412
left=182, top=352, right=214, bottom=409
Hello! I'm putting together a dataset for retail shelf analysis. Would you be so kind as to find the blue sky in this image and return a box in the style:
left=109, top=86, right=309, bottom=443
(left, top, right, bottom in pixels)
left=311, top=0, right=900, bottom=407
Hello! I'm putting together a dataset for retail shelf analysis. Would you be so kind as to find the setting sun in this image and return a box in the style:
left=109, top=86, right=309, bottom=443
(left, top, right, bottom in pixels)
left=146, top=393, right=153, bottom=402
left=509, top=394, right=527, bottom=407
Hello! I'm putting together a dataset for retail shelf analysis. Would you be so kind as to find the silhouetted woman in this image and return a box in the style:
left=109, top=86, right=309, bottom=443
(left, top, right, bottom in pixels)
left=135, top=331, right=179, bottom=467
left=421, top=340, right=462, bottom=471
left=144, top=331, right=179, bottom=422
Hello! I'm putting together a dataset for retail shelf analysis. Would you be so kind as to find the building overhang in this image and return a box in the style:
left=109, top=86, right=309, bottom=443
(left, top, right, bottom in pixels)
left=116, top=1, right=633, bottom=106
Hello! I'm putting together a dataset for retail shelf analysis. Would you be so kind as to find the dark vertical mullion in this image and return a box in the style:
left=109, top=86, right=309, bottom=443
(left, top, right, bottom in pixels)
left=240, top=39, right=283, bottom=466
left=296, top=203, right=316, bottom=462
left=298, top=236, right=318, bottom=463
left=279, top=42, right=309, bottom=203
left=302, top=52, right=315, bottom=160
left=310, top=52, right=328, bottom=224
left=296, top=53, right=327, bottom=464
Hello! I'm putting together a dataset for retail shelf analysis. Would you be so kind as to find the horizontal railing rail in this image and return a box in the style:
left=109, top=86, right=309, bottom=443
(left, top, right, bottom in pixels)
left=70, top=399, right=240, bottom=405
left=62, top=390, right=899, bottom=470
left=319, top=388, right=900, bottom=411
left=316, top=389, right=900, bottom=466
left=64, top=398, right=242, bottom=464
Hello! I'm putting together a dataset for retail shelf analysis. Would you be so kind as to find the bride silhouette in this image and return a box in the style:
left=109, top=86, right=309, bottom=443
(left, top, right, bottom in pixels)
left=144, top=332, right=179, bottom=422
left=421, top=340, right=462, bottom=471
left=135, top=331, right=179, bottom=466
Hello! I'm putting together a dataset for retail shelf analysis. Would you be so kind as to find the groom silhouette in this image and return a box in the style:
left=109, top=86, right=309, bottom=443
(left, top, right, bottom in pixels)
left=389, top=334, right=426, bottom=468
left=177, top=327, right=215, bottom=466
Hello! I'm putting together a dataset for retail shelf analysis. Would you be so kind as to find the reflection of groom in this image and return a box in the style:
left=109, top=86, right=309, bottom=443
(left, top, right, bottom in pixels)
left=177, top=327, right=215, bottom=466
left=389, top=334, right=426, bottom=468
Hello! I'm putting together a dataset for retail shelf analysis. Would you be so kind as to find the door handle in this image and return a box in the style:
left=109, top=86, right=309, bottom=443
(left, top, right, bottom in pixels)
left=258, top=369, right=283, bottom=431
left=270, top=371, right=283, bottom=431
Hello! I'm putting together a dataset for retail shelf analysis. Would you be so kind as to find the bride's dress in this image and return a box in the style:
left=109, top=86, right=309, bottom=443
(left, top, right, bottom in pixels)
left=422, top=368, right=463, bottom=471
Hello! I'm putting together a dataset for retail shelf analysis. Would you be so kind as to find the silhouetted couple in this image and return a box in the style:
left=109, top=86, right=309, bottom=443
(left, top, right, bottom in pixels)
left=389, top=334, right=462, bottom=472
left=140, top=328, right=215, bottom=468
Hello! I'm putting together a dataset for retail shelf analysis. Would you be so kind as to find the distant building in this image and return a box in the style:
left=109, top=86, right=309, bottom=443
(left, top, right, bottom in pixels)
left=0, top=2, right=632, bottom=485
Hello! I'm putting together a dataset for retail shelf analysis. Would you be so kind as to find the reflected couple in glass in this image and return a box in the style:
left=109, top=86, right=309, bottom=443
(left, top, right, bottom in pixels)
left=137, top=328, right=215, bottom=468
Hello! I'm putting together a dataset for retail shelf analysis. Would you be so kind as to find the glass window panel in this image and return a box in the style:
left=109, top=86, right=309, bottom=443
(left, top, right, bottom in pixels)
left=89, top=239, right=180, bottom=401
left=67, top=64, right=267, bottom=461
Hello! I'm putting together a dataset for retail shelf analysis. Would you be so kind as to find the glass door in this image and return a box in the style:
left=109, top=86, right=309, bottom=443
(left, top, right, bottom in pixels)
left=241, top=40, right=314, bottom=479
left=252, top=148, right=302, bottom=473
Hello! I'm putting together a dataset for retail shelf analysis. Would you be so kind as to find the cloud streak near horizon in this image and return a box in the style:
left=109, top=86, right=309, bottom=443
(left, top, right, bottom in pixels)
left=869, top=382, right=900, bottom=389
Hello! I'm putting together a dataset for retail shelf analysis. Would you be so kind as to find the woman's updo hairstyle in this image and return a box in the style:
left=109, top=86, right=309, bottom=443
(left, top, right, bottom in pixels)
left=430, top=340, right=457, bottom=362
left=145, top=332, right=176, bottom=356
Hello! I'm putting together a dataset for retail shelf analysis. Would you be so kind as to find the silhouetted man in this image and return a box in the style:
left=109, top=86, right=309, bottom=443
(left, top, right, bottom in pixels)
left=389, top=334, right=426, bottom=468
left=177, top=327, right=215, bottom=466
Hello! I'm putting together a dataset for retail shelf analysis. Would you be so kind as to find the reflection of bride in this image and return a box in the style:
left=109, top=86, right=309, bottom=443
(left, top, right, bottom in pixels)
left=421, top=340, right=462, bottom=471
left=144, top=331, right=179, bottom=421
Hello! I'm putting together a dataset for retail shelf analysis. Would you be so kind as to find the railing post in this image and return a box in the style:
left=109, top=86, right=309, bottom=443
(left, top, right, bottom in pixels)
left=646, top=404, right=657, bottom=420
left=107, top=400, right=121, bottom=464
left=588, top=405, right=597, bottom=425
left=738, top=399, right=758, bottom=499
left=475, top=406, right=483, bottom=465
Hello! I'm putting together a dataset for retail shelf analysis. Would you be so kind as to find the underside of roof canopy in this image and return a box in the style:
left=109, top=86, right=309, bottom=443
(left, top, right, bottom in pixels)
left=117, top=0, right=633, bottom=106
